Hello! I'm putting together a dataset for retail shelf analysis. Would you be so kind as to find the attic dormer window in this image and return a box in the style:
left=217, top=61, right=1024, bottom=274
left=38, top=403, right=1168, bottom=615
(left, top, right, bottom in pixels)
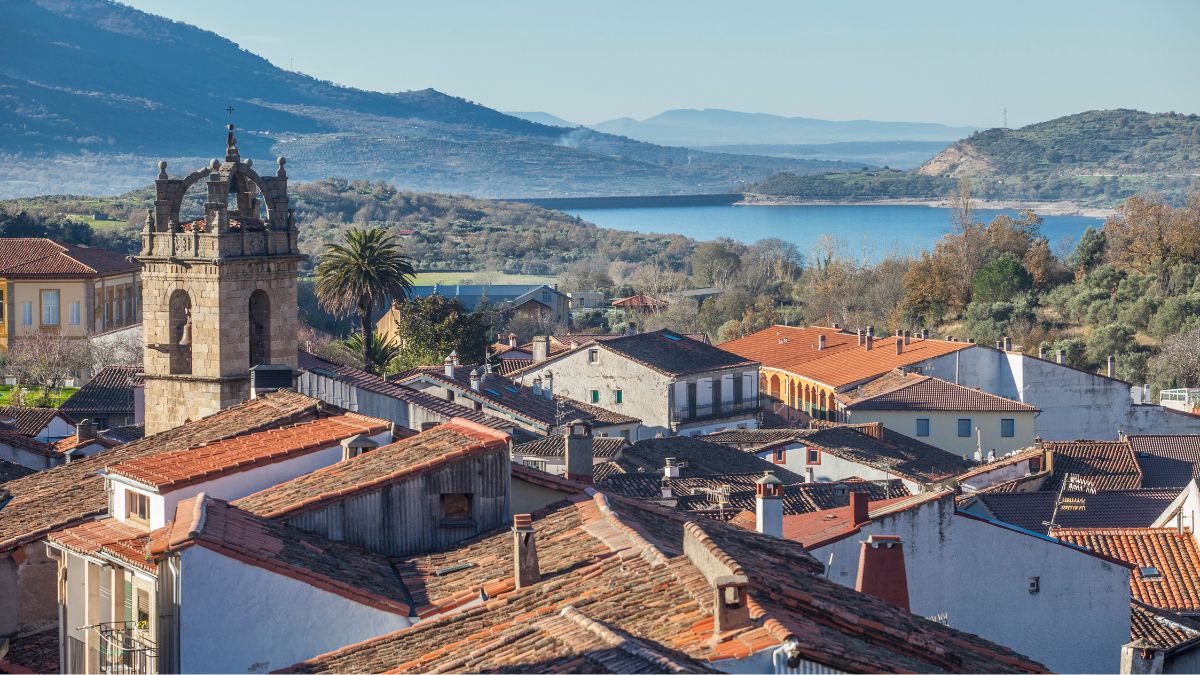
left=1140, top=566, right=1162, bottom=579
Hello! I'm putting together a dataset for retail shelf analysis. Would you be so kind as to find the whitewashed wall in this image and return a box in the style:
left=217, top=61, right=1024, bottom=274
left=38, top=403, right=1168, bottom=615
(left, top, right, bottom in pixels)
left=178, top=545, right=411, bottom=673
left=809, top=497, right=1130, bottom=673
left=843, top=409, right=1035, bottom=458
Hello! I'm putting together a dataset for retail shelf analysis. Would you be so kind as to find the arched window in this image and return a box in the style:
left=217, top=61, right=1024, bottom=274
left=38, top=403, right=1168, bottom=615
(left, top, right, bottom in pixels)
left=169, top=290, right=192, bottom=375
left=249, top=289, right=270, bottom=367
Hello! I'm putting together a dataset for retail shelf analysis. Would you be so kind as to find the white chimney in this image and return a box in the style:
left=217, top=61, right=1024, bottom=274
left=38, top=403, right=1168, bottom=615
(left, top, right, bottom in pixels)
left=755, top=471, right=784, bottom=538
left=542, top=371, right=554, bottom=399
left=532, top=335, right=550, bottom=363
left=449, top=350, right=460, bottom=367
left=1057, top=349, right=1066, bottom=365
left=531, top=376, right=543, bottom=397
left=443, top=355, right=455, bottom=377
left=470, top=368, right=481, bottom=392
left=664, top=457, right=681, bottom=479
left=508, top=332, right=518, bottom=348
left=1107, top=355, right=1116, bottom=378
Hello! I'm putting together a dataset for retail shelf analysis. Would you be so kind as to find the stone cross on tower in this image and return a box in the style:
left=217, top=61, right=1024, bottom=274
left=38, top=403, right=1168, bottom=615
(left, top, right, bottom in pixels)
left=136, top=125, right=304, bottom=435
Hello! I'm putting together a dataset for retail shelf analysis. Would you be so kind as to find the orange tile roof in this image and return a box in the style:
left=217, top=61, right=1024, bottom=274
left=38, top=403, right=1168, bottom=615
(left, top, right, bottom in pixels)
left=234, top=418, right=510, bottom=520
left=52, top=434, right=119, bottom=455
left=841, top=371, right=1039, bottom=413
left=1053, top=528, right=1200, bottom=612
left=45, top=516, right=156, bottom=573
left=0, top=239, right=138, bottom=278
left=771, top=491, right=952, bottom=549
left=106, top=412, right=390, bottom=490
left=719, top=325, right=973, bottom=389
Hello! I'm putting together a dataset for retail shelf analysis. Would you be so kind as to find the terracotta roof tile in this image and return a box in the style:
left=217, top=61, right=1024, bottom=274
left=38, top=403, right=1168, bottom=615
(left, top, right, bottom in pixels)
left=106, top=412, right=390, bottom=490
left=46, top=516, right=157, bottom=573
left=772, top=491, right=953, bottom=548
left=1053, top=528, right=1200, bottom=612
left=0, top=390, right=330, bottom=553
left=1129, top=435, right=1200, bottom=488
left=0, top=458, right=35, bottom=483
left=719, top=325, right=972, bottom=389
left=1040, top=440, right=1143, bottom=491
left=52, top=433, right=119, bottom=454
left=234, top=418, right=509, bottom=520
left=602, top=436, right=805, bottom=482
left=677, top=479, right=910, bottom=520
left=841, top=371, right=1039, bottom=412
left=515, top=435, right=629, bottom=459
left=1130, top=601, right=1200, bottom=651
left=0, top=426, right=57, bottom=458
left=59, top=365, right=143, bottom=418
left=287, top=490, right=1045, bottom=674
left=799, top=423, right=974, bottom=484
left=0, top=628, right=58, bottom=674
left=0, top=406, right=67, bottom=437
left=973, top=489, right=1180, bottom=534
left=0, top=239, right=138, bottom=278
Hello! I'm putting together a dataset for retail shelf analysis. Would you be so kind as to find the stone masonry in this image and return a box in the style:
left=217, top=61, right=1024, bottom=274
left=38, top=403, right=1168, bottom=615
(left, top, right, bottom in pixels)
left=137, top=126, right=303, bottom=435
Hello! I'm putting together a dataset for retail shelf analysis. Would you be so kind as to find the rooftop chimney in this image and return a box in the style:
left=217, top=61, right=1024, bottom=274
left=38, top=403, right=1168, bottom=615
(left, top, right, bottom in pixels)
left=818, top=335, right=827, bottom=351
left=664, top=457, right=681, bottom=479
left=508, top=332, right=518, bottom=348
left=449, top=350, right=460, bottom=367
left=1004, top=336, right=1012, bottom=352
left=512, top=514, right=540, bottom=588
left=660, top=476, right=673, bottom=499
left=76, top=419, right=97, bottom=442
left=921, top=328, right=929, bottom=339
left=895, top=338, right=903, bottom=355
left=857, top=329, right=864, bottom=346
left=542, top=371, right=554, bottom=399
left=903, top=330, right=911, bottom=346
left=444, top=354, right=455, bottom=377
left=1057, top=349, right=1066, bottom=365
left=682, top=522, right=750, bottom=634
left=340, top=433, right=379, bottom=461
left=865, top=334, right=874, bottom=351
left=755, top=471, right=784, bottom=538
left=850, top=491, right=869, bottom=527
left=484, top=361, right=495, bottom=378
left=832, top=322, right=841, bottom=330
left=832, top=483, right=850, bottom=507
left=1038, top=345, right=1048, bottom=360
left=564, top=419, right=594, bottom=484
left=996, top=340, right=1003, bottom=350
left=470, top=368, right=481, bottom=392
left=856, top=534, right=909, bottom=611
left=1107, top=355, right=1116, bottom=378
left=531, top=376, right=543, bottom=397
left=532, top=335, right=550, bottom=363
left=867, top=325, right=875, bottom=338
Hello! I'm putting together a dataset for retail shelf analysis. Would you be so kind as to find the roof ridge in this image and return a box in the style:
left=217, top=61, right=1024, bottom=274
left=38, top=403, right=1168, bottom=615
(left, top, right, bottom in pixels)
left=557, top=606, right=692, bottom=673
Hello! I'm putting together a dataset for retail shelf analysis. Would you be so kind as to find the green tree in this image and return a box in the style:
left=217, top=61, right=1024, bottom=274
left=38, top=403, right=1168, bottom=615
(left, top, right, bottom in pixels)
left=314, top=227, right=415, bottom=374
left=386, top=295, right=491, bottom=371
left=1069, top=226, right=1106, bottom=273
left=971, top=255, right=1033, bottom=304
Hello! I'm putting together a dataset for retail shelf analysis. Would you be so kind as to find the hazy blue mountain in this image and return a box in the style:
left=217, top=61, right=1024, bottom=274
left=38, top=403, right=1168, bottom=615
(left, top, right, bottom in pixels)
left=505, top=111, right=580, bottom=128
left=0, top=0, right=856, bottom=198
left=591, top=109, right=979, bottom=147
left=701, top=141, right=953, bottom=170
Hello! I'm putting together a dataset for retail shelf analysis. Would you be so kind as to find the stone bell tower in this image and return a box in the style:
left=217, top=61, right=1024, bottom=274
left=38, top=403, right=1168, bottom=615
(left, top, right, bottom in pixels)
left=137, top=124, right=302, bottom=435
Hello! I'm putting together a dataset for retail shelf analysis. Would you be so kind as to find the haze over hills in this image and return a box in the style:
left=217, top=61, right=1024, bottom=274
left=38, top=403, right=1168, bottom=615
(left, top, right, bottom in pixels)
left=504, top=111, right=580, bottom=128
left=0, top=0, right=858, bottom=198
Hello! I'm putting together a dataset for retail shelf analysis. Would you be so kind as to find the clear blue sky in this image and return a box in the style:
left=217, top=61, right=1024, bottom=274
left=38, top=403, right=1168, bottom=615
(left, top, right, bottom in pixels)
left=122, top=0, right=1198, bottom=128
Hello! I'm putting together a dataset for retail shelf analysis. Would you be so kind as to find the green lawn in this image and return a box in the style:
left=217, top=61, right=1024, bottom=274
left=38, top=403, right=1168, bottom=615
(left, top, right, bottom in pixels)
left=0, top=385, right=79, bottom=407
left=64, top=213, right=129, bottom=232
left=411, top=271, right=558, bottom=286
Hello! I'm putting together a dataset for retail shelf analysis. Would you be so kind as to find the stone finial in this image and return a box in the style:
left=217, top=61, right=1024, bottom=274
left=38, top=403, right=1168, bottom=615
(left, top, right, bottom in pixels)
left=210, top=158, right=221, bottom=171
left=157, top=160, right=168, bottom=180
left=225, top=123, right=240, bottom=162
left=276, top=156, right=287, bottom=178
left=143, top=208, right=154, bottom=231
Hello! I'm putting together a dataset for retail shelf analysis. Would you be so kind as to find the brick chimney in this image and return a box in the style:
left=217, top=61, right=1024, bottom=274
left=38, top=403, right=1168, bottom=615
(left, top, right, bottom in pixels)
left=76, top=419, right=97, bottom=442
left=564, top=419, right=594, bottom=484
left=508, top=332, right=518, bottom=348
left=818, top=335, right=826, bottom=351
left=1107, top=355, right=1116, bottom=378
left=850, top=491, right=869, bottom=527
left=755, top=470, right=784, bottom=538
left=895, top=338, right=902, bottom=355
left=513, top=514, right=539, bottom=588
left=532, top=335, right=550, bottom=363
left=865, top=334, right=874, bottom=351
left=855, top=534, right=910, bottom=611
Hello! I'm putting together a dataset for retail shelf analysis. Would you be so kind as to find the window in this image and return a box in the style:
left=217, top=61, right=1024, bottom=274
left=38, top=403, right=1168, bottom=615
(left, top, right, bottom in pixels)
left=168, top=290, right=192, bottom=375
left=0, top=289, right=5, bottom=323
left=40, top=289, right=60, bottom=326
left=523, top=459, right=549, bottom=473
left=21, top=301, right=33, bottom=326
left=806, top=447, right=820, bottom=465
left=957, top=418, right=973, bottom=438
left=590, top=389, right=600, bottom=404
left=588, top=349, right=599, bottom=364
left=136, top=588, right=151, bottom=629
left=440, top=493, right=473, bottom=523
left=1001, top=418, right=1016, bottom=438
left=69, top=301, right=80, bottom=326
left=772, top=448, right=786, bottom=464
left=614, top=390, right=623, bottom=404
left=915, top=418, right=930, bottom=437
left=126, top=491, right=150, bottom=525
left=249, top=289, right=271, bottom=367
left=733, top=375, right=744, bottom=403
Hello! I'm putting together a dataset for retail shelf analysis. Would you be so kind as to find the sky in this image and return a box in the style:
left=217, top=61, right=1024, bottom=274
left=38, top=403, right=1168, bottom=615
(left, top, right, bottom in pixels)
left=121, top=0, right=1199, bottom=128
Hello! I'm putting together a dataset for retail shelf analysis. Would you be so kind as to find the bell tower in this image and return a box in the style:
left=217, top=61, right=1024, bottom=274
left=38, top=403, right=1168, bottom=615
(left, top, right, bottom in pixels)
left=137, top=124, right=302, bottom=435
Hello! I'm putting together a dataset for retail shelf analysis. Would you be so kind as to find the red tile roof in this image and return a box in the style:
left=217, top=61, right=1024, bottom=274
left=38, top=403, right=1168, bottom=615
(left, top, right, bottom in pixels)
left=0, top=390, right=331, bottom=554
left=514, top=435, right=629, bottom=459
left=0, top=239, right=138, bottom=278
left=610, top=294, right=666, bottom=309
left=52, top=434, right=119, bottom=455
left=287, top=490, right=1045, bottom=674
left=234, top=419, right=509, bottom=520
left=0, top=406, right=68, bottom=437
left=106, top=412, right=390, bottom=490
left=772, top=491, right=952, bottom=549
left=841, top=371, right=1039, bottom=412
left=1130, top=601, right=1200, bottom=652
left=956, top=447, right=1045, bottom=482
left=1040, top=440, right=1144, bottom=491
left=972, top=489, right=1180, bottom=534
left=720, top=325, right=973, bottom=390
left=1053, top=528, right=1200, bottom=612
left=1129, top=435, right=1200, bottom=488
left=59, top=365, right=143, bottom=418
left=46, top=516, right=157, bottom=573
left=800, top=423, right=975, bottom=484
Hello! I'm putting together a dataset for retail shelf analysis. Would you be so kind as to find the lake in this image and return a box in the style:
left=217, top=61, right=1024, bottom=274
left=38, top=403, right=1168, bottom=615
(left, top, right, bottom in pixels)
left=563, top=204, right=1103, bottom=259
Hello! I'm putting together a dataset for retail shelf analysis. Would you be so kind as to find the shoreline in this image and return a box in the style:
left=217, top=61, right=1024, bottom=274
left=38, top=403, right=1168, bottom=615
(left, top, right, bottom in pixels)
left=736, top=196, right=1114, bottom=219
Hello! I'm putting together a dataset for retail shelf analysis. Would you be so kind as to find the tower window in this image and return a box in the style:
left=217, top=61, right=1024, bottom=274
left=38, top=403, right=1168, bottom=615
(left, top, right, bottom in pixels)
left=169, top=289, right=192, bottom=375
left=249, top=290, right=271, bottom=367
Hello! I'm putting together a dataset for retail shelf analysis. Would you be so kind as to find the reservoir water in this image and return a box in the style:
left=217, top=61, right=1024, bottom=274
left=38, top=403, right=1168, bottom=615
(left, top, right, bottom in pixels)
left=564, top=204, right=1103, bottom=259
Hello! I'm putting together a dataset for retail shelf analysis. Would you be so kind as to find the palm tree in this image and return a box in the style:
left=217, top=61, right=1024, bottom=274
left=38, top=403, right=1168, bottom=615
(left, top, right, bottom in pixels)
left=315, top=227, right=415, bottom=374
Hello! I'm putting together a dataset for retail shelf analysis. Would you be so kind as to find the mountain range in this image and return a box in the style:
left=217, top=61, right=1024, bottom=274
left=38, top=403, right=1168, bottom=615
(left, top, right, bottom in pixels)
left=0, top=0, right=860, bottom=198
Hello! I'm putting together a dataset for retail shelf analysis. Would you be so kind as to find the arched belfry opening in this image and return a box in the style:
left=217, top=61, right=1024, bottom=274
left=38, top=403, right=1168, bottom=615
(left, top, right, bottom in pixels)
left=249, top=289, right=271, bottom=368
left=169, top=289, right=192, bottom=375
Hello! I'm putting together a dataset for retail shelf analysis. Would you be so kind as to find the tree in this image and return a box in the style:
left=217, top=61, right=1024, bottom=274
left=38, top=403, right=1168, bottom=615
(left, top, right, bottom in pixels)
left=972, top=255, right=1033, bottom=304
left=337, top=331, right=403, bottom=373
left=385, top=295, right=491, bottom=371
left=1150, top=324, right=1200, bottom=389
left=1069, top=226, right=1106, bottom=273
left=6, top=331, right=95, bottom=404
left=314, top=227, right=415, bottom=374
left=691, top=241, right=744, bottom=288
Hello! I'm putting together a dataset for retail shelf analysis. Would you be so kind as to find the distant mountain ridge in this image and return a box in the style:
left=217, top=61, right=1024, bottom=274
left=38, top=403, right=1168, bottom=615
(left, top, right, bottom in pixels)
left=504, top=111, right=580, bottom=128
left=0, top=0, right=858, bottom=198
left=589, top=108, right=979, bottom=147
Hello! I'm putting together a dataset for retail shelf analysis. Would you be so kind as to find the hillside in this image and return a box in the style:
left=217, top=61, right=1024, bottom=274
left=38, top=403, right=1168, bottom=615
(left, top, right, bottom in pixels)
left=750, top=110, right=1200, bottom=206
left=701, top=141, right=952, bottom=170
left=590, top=108, right=977, bottom=147
left=0, top=0, right=852, bottom=198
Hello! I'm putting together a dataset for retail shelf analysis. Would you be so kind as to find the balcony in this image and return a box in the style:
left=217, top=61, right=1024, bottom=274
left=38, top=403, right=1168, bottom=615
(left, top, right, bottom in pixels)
left=1161, top=388, right=1200, bottom=412
left=96, top=622, right=157, bottom=675
left=673, top=397, right=760, bottom=425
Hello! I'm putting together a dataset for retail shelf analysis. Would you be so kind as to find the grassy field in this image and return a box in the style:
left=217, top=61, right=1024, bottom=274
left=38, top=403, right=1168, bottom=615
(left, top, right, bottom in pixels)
left=411, top=272, right=558, bottom=286
left=64, top=213, right=129, bottom=232
left=0, top=385, right=79, bottom=407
